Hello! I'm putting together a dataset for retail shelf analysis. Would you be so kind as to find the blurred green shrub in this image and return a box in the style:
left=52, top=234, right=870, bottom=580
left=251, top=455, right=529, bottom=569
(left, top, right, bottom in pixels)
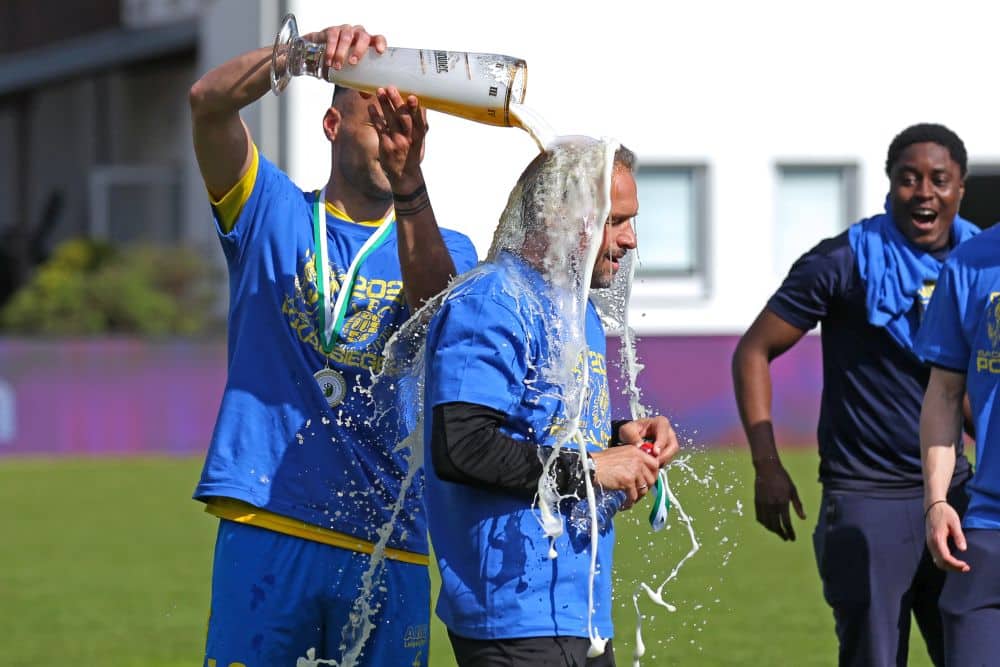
left=0, top=239, right=222, bottom=337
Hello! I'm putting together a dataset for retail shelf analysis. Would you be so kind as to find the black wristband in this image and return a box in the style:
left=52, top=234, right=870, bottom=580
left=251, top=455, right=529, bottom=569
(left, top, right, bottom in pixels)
left=924, top=499, right=948, bottom=519
left=609, top=419, right=629, bottom=447
left=392, top=182, right=427, bottom=202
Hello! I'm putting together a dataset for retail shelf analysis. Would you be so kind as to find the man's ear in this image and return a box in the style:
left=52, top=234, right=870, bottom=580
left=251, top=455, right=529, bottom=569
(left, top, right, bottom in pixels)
left=323, top=107, right=342, bottom=142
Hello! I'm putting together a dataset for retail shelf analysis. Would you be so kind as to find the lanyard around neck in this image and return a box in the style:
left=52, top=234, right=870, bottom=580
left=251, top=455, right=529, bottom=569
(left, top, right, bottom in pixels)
left=313, top=191, right=395, bottom=353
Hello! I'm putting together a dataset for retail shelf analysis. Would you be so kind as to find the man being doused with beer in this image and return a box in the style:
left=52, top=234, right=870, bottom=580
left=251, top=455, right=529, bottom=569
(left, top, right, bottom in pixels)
left=421, top=137, right=680, bottom=666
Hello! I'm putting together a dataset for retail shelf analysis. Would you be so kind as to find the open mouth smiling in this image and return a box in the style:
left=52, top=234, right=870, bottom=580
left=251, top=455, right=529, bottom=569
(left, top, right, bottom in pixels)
left=910, top=207, right=938, bottom=228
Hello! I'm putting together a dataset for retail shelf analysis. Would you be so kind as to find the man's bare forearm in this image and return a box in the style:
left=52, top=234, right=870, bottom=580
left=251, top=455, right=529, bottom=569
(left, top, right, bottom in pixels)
left=733, top=339, right=782, bottom=468
left=394, top=183, right=456, bottom=309
left=920, top=367, right=965, bottom=507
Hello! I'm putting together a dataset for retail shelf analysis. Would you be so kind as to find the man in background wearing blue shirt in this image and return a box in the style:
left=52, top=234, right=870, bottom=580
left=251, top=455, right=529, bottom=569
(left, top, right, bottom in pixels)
left=917, top=222, right=1000, bottom=667
left=732, top=123, right=977, bottom=666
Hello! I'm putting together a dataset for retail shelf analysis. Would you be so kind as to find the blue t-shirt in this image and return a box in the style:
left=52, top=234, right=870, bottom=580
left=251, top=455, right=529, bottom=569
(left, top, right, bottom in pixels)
left=194, top=154, right=478, bottom=555
left=915, top=224, right=1000, bottom=529
left=768, top=230, right=970, bottom=496
left=423, top=253, right=615, bottom=640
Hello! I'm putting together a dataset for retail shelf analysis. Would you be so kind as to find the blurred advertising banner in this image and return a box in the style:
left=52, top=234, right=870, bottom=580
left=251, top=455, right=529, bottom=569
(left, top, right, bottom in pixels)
left=0, top=340, right=225, bottom=456
left=0, top=336, right=822, bottom=456
left=606, top=335, right=822, bottom=449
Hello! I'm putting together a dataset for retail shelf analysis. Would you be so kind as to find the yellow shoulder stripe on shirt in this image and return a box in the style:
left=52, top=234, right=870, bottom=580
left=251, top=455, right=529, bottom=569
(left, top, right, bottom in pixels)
left=203, top=497, right=429, bottom=566
left=210, top=143, right=260, bottom=234
left=325, top=200, right=393, bottom=228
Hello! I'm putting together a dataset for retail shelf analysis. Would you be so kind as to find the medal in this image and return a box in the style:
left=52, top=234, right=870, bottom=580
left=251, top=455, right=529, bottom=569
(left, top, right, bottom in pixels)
left=314, top=367, right=347, bottom=408
left=311, top=192, right=395, bottom=407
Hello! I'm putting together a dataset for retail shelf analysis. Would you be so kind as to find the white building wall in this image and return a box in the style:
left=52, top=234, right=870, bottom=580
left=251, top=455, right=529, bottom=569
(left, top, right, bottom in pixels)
left=272, top=0, right=1000, bottom=334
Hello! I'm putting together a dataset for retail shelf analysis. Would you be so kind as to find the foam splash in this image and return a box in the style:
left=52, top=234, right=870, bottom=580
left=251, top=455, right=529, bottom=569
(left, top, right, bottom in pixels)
left=335, top=428, right=424, bottom=666
left=602, top=254, right=702, bottom=664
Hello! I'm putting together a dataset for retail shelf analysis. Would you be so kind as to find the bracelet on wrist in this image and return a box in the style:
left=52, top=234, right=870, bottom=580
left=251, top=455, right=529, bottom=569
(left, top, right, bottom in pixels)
left=392, top=182, right=427, bottom=202
left=924, top=499, right=948, bottom=519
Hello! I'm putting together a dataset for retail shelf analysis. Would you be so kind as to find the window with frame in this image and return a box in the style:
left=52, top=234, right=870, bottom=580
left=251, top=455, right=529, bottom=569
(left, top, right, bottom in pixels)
left=632, top=165, right=707, bottom=280
left=89, top=164, right=182, bottom=244
left=774, top=164, right=857, bottom=274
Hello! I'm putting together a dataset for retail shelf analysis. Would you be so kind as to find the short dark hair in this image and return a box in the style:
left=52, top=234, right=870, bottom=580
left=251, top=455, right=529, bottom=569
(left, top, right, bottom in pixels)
left=331, top=84, right=349, bottom=107
left=885, top=123, right=967, bottom=177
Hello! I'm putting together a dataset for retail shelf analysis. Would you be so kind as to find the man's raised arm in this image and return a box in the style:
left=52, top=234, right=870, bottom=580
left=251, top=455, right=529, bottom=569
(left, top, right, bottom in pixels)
left=188, top=25, right=385, bottom=200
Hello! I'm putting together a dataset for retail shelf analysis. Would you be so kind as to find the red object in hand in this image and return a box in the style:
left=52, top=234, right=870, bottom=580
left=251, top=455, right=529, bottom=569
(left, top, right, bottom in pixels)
left=640, top=439, right=655, bottom=455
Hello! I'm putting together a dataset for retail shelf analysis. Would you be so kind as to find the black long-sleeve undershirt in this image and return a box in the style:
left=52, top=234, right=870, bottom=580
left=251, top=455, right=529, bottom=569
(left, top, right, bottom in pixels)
left=430, top=401, right=628, bottom=499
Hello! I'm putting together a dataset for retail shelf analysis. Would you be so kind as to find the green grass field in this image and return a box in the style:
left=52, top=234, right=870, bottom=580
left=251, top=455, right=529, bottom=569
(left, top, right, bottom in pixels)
left=0, top=449, right=936, bottom=666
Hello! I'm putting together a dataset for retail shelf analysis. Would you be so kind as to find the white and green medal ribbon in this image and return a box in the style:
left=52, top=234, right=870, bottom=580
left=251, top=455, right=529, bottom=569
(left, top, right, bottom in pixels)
left=313, top=191, right=395, bottom=353
left=648, top=468, right=671, bottom=531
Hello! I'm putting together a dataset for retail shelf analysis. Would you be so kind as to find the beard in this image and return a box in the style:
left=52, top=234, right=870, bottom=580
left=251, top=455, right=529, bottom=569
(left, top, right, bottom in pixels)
left=589, top=250, right=620, bottom=288
left=590, top=264, right=614, bottom=288
left=339, top=153, right=393, bottom=202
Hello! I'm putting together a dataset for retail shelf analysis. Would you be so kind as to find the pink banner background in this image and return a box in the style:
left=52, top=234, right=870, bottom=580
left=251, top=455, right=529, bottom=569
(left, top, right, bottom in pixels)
left=0, top=336, right=823, bottom=456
